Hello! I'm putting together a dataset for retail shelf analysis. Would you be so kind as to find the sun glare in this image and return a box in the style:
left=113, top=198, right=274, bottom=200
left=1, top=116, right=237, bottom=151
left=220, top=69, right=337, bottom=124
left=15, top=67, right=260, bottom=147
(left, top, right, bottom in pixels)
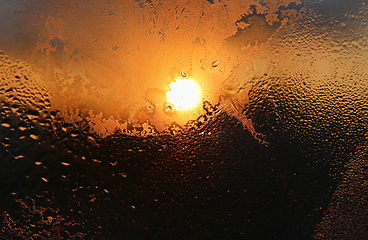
left=166, top=78, right=201, bottom=111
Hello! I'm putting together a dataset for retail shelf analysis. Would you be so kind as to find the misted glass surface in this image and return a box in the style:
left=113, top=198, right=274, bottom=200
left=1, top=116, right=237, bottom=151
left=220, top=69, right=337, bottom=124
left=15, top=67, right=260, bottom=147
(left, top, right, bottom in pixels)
left=0, top=0, right=367, bottom=239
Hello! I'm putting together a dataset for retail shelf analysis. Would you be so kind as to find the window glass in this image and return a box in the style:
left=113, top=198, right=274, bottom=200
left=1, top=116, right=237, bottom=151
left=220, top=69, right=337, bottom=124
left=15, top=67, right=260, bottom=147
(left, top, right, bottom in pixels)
left=0, top=0, right=367, bottom=238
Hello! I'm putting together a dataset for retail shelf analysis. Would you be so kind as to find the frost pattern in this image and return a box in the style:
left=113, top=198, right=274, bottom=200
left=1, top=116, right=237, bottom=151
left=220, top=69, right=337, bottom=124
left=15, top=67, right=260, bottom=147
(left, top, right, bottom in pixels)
left=0, top=0, right=303, bottom=137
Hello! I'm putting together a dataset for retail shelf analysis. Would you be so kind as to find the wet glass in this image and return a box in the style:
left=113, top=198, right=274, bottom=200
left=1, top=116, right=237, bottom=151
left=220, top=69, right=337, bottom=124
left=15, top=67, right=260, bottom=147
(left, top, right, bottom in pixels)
left=0, top=0, right=367, bottom=239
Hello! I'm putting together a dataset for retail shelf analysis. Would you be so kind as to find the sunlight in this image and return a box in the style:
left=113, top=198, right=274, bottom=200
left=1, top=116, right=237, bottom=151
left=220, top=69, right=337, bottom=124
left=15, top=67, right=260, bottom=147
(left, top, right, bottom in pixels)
left=166, top=78, right=201, bottom=111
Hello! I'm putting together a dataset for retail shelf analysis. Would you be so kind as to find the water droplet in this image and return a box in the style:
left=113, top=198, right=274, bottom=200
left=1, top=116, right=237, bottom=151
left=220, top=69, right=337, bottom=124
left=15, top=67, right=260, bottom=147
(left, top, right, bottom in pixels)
left=212, top=61, right=219, bottom=67
left=88, top=136, right=96, bottom=141
left=181, top=71, right=187, bottom=77
left=145, top=104, right=155, bottom=115
left=30, top=134, right=38, bottom=140
left=164, top=103, right=176, bottom=115
left=165, top=105, right=172, bottom=112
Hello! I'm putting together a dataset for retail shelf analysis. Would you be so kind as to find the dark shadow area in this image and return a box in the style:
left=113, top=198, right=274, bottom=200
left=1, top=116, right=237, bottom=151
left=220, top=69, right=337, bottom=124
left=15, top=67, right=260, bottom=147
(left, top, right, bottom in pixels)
left=1, top=72, right=365, bottom=239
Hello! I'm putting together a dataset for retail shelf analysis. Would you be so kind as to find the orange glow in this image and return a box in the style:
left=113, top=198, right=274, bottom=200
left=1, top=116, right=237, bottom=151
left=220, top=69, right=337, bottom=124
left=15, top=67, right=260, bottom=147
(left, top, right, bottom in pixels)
left=0, top=0, right=305, bottom=136
left=166, top=78, right=202, bottom=111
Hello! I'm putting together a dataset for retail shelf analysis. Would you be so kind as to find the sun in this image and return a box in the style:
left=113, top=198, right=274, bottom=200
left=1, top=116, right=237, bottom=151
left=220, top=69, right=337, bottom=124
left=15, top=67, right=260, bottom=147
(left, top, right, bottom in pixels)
left=166, top=78, right=201, bottom=111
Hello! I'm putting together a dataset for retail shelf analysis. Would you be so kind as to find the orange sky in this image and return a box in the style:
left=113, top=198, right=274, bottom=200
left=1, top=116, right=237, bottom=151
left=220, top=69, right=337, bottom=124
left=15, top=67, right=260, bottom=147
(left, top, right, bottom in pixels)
left=0, top=0, right=303, bottom=135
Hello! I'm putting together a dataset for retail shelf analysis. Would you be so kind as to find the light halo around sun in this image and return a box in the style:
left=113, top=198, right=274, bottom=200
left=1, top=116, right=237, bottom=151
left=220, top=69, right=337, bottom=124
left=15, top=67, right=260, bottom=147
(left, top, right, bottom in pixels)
left=166, top=78, right=202, bottom=111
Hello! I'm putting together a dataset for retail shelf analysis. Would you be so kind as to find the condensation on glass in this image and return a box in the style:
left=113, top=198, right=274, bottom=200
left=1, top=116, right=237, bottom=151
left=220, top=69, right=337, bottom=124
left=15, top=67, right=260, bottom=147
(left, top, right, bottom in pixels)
left=0, top=0, right=367, bottom=239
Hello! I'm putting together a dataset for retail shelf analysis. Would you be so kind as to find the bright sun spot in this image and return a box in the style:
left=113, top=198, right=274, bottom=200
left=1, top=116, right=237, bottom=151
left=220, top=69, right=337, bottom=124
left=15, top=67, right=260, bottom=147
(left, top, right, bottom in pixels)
left=166, top=78, right=201, bottom=111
